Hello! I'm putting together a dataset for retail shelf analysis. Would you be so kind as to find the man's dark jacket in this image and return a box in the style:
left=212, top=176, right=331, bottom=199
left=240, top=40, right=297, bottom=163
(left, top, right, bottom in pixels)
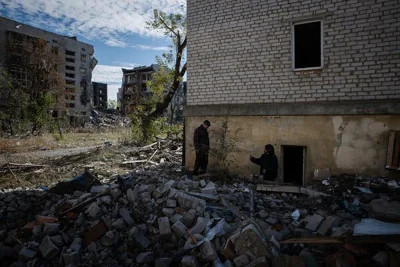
left=193, top=125, right=209, bottom=152
left=251, top=153, right=278, bottom=180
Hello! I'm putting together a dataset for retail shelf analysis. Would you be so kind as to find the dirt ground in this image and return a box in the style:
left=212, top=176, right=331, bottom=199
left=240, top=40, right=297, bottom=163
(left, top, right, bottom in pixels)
left=0, top=129, right=141, bottom=189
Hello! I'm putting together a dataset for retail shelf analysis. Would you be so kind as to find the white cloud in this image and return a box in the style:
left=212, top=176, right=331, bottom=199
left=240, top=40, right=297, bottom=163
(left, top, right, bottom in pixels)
left=132, top=44, right=169, bottom=51
left=3, top=0, right=186, bottom=46
left=92, top=64, right=137, bottom=100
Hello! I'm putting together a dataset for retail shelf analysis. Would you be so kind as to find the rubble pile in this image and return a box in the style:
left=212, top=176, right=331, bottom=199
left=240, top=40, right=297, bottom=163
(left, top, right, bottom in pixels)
left=1, top=168, right=400, bottom=266
left=86, top=109, right=131, bottom=129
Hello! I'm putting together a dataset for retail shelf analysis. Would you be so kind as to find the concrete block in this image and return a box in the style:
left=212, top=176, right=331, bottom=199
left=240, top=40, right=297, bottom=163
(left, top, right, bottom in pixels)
left=189, top=217, right=206, bottom=235
left=233, top=254, right=249, bottom=267
left=86, top=203, right=101, bottom=219
left=317, top=216, right=338, bottom=235
left=172, top=220, right=187, bottom=238
left=39, top=236, right=60, bottom=260
left=50, top=235, right=64, bottom=247
left=90, top=185, right=109, bottom=193
left=181, top=255, right=199, bottom=267
left=127, top=187, right=139, bottom=204
left=129, top=227, right=150, bottom=249
left=19, top=248, right=37, bottom=262
left=158, top=217, right=171, bottom=237
left=170, top=214, right=183, bottom=224
left=43, top=223, right=60, bottom=236
left=70, top=237, right=82, bottom=251
left=331, top=224, right=352, bottom=236
left=136, top=252, right=154, bottom=264
left=119, top=208, right=134, bottom=227
left=163, top=208, right=175, bottom=217
left=200, top=240, right=217, bottom=261
left=200, top=180, right=207, bottom=187
left=167, top=199, right=177, bottom=208
left=63, top=251, right=80, bottom=265
left=182, top=209, right=197, bottom=227
left=305, top=214, right=324, bottom=232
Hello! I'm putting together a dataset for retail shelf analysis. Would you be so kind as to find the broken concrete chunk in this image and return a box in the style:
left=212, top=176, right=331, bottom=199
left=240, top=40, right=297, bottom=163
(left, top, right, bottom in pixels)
left=163, top=208, right=175, bottom=217
left=305, top=214, right=324, bottom=232
left=331, top=224, right=352, bottom=237
left=372, top=251, right=388, bottom=267
left=90, top=185, right=109, bottom=193
left=234, top=223, right=272, bottom=260
left=158, top=217, right=171, bottom=237
left=189, top=217, right=206, bottom=235
left=317, top=216, right=338, bottom=236
left=170, top=214, right=183, bottom=224
left=202, top=182, right=217, bottom=195
left=63, top=251, right=80, bottom=265
left=39, top=236, right=60, bottom=260
left=183, top=209, right=197, bottom=227
left=172, top=220, right=187, bottom=238
left=181, top=255, right=199, bottom=267
left=70, top=237, right=82, bottom=252
left=233, top=254, right=249, bottom=267
left=19, top=248, right=37, bottom=262
left=200, top=240, right=217, bottom=261
left=127, top=187, right=139, bottom=204
left=167, top=199, right=177, bottom=208
left=86, top=203, right=102, bottom=219
left=50, top=235, right=64, bottom=247
left=369, top=199, right=400, bottom=222
left=119, top=208, right=135, bottom=227
left=155, top=257, right=172, bottom=267
left=200, top=180, right=207, bottom=187
left=43, top=223, right=60, bottom=236
left=129, top=227, right=151, bottom=250
left=136, top=252, right=154, bottom=264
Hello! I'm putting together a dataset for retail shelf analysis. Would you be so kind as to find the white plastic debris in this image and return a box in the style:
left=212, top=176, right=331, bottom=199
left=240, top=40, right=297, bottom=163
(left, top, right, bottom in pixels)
left=387, top=180, right=399, bottom=188
left=322, top=179, right=330, bottom=186
left=291, top=209, right=300, bottom=222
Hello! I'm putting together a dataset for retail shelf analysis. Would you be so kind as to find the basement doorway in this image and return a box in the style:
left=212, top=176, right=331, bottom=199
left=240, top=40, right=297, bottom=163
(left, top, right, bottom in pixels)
left=282, top=145, right=306, bottom=186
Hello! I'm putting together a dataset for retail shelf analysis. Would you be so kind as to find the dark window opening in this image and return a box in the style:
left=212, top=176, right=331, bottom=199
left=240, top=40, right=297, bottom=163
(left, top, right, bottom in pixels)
left=65, top=50, right=75, bottom=56
left=282, top=145, right=306, bottom=186
left=66, top=73, right=75, bottom=79
left=66, top=58, right=75, bottom=63
left=65, top=80, right=75, bottom=85
left=66, top=103, right=75, bottom=108
left=294, top=21, right=322, bottom=69
left=66, top=65, right=75, bottom=71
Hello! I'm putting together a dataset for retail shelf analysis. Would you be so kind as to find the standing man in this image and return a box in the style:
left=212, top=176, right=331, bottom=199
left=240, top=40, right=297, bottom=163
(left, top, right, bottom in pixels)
left=193, top=120, right=211, bottom=175
left=250, top=144, right=278, bottom=181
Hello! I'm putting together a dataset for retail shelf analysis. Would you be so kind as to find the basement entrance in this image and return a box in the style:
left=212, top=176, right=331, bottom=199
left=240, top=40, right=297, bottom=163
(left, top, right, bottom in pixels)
left=282, top=145, right=306, bottom=186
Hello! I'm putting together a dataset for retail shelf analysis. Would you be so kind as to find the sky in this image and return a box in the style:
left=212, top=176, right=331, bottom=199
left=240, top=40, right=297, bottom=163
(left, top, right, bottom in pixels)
left=0, top=0, right=186, bottom=100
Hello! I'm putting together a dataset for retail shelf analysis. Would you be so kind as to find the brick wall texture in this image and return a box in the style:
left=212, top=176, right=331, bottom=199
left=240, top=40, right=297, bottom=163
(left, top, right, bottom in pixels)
left=187, top=0, right=400, bottom=105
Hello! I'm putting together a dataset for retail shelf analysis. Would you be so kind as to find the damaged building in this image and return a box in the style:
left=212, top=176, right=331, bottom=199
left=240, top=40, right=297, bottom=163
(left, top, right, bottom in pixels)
left=184, top=0, right=400, bottom=184
left=120, top=65, right=157, bottom=115
left=0, top=16, right=98, bottom=120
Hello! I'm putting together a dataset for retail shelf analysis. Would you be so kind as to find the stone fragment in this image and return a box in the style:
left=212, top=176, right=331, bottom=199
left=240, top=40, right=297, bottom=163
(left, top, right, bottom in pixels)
left=90, top=185, right=109, bottom=193
left=182, top=209, right=197, bottom=227
left=39, top=236, right=60, bottom=260
left=317, top=216, right=338, bottom=235
left=19, top=248, right=37, bottom=262
left=372, top=251, right=388, bottom=267
left=110, top=188, right=122, bottom=199
left=155, top=257, right=172, bottom=267
left=331, top=224, right=352, bottom=237
left=234, top=224, right=272, bottom=259
left=127, top=187, right=139, bottom=204
left=202, top=182, right=217, bottom=195
left=233, top=254, right=249, bottom=267
left=199, top=180, right=207, bottom=187
left=70, top=238, right=82, bottom=251
left=266, top=217, right=279, bottom=225
left=170, top=214, right=183, bottom=224
left=158, top=217, right=171, bottom=237
left=50, top=235, right=64, bottom=247
left=181, top=255, right=199, bottom=267
left=200, top=240, right=217, bottom=261
left=136, top=252, right=154, bottom=263
left=119, top=208, right=134, bottom=227
left=189, top=217, right=206, bottom=235
left=305, top=214, right=324, bottom=232
left=112, top=218, right=126, bottom=230
left=43, top=223, right=60, bottom=236
left=369, top=199, right=400, bottom=222
left=167, top=199, right=177, bottom=208
left=163, top=208, right=175, bottom=217
left=63, top=250, right=80, bottom=265
left=129, top=227, right=150, bottom=249
left=172, top=220, right=187, bottom=238
left=86, top=203, right=101, bottom=219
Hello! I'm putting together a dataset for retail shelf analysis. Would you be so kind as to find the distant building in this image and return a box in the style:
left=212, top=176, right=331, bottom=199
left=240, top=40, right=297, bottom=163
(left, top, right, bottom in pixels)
left=120, top=65, right=157, bottom=115
left=92, top=82, right=107, bottom=110
left=0, top=16, right=97, bottom=119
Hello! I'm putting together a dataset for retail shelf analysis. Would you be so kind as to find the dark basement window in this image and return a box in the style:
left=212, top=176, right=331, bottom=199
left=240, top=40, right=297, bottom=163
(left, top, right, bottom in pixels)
left=293, top=21, right=323, bottom=70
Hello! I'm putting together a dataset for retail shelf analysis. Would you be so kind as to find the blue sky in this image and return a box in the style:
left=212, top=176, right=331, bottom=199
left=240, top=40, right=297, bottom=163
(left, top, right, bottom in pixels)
left=0, top=0, right=186, bottom=100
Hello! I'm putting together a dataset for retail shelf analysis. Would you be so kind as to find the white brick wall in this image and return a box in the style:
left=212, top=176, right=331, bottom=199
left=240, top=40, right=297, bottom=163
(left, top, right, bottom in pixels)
left=187, top=0, right=400, bottom=105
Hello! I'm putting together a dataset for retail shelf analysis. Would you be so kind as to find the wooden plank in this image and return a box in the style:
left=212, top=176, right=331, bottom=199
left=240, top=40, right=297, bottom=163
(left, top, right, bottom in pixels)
left=386, top=130, right=396, bottom=169
left=393, top=131, right=400, bottom=169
